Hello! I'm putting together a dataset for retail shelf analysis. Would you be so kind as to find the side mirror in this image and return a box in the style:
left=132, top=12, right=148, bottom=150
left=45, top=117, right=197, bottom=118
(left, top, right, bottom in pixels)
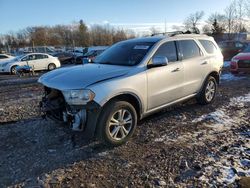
left=148, top=56, right=169, bottom=68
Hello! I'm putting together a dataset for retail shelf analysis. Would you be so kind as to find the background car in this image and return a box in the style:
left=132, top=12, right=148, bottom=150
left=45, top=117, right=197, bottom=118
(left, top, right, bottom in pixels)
left=53, top=52, right=75, bottom=64
left=0, top=54, right=14, bottom=62
left=0, top=53, right=61, bottom=74
left=75, top=47, right=108, bottom=64
left=218, top=41, right=248, bottom=60
left=230, top=52, right=250, bottom=74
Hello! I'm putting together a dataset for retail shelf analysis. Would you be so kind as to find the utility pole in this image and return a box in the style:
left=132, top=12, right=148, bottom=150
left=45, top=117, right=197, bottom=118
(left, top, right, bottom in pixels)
left=164, top=18, right=167, bottom=33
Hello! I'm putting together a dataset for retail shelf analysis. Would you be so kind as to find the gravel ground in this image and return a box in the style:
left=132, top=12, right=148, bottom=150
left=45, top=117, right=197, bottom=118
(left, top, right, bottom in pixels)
left=0, top=70, right=249, bottom=188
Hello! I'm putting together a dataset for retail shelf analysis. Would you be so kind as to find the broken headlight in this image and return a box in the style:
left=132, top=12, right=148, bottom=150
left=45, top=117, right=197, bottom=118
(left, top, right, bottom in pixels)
left=62, top=89, right=95, bottom=105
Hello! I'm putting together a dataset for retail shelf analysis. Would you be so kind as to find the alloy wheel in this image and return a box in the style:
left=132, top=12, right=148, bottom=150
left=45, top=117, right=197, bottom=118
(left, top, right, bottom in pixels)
left=108, top=109, right=133, bottom=141
left=205, top=80, right=216, bottom=102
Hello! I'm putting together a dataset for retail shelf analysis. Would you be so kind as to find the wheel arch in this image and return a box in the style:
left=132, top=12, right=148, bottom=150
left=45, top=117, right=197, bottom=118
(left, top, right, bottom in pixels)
left=101, top=92, right=143, bottom=120
left=9, top=64, right=18, bottom=74
left=197, top=71, right=220, bottom=97
left=207, top=71, right=220, bottom=84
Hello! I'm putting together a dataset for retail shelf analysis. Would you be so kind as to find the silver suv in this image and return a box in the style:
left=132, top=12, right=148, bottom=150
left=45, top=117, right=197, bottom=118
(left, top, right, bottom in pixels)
left=39, top=34, right=223, bottom=146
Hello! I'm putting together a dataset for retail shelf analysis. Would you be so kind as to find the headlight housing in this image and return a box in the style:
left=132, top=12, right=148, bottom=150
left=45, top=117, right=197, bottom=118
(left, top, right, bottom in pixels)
left=62, top=89, right=95, bottom=105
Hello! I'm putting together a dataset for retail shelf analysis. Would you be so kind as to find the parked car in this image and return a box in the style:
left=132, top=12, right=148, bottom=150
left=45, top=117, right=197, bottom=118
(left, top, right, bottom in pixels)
left=230, top=52, right=250, bottom=74
left=75, top=48, right=108, bottom=64
left=0, top=53, right=61, bottom=74
left=53, top=52, right=75, bottom=64
left=39, top=34, right=223, bottom=146
left=0, top=54, right=14, bottom=62
left=218, top=40, right=248, bottom=60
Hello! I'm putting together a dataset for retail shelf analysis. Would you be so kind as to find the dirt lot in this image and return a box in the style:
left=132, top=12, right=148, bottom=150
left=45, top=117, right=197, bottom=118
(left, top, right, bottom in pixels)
left=0, top=68, right=249, bottom=188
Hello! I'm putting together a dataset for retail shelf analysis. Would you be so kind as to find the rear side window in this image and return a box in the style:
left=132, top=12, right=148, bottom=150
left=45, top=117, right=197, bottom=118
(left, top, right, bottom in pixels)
left=179, top=40, right=201, bottom=60
left=199, top=40, right=217, bottom=54
left=35, top=54, right=48, bottom=59
left=154, top=41, right=178, bottom=62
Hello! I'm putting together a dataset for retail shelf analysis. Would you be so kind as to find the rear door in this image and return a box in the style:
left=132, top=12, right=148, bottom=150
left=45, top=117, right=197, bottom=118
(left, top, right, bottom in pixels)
left=147, top=41, right=184, bottom=110
left=35, top=54, right=49, bottom=70
left=178, top=39, right=209, bottom=96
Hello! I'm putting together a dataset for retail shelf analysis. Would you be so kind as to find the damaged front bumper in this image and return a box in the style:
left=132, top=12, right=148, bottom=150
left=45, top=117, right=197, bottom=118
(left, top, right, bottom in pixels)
left=40, top=87, right=101, bottom=138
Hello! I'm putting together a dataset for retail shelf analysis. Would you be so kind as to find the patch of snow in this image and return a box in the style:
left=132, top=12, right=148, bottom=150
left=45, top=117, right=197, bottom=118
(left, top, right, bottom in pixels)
left=155, top=93, right=250, bottom=185
left=192, top=93, right=250, bottom=131
left=220, top=73, right=246, bottom=81
left=98, top=151, right=109, bottom=157
left=229, top=93, right=250, bottom=106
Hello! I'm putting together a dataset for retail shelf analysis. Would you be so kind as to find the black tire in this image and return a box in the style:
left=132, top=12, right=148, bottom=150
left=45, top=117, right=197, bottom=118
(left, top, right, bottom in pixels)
left=10, top=65, right=18, bottom=75
left=48, top=63, right=56, bottom=71
left=97, top=100, right=137, bottom=146
left=197, top=76, right=217, bottom=105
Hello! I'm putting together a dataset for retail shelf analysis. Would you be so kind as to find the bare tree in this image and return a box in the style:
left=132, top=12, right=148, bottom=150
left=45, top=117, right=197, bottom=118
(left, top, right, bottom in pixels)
left=149, top=26, right=160, bottom=35
left=224, top=0, right=238, bottom=36
left=202, top=13, right=227, bottom=35
left=183, top=11, right=205, bottom=33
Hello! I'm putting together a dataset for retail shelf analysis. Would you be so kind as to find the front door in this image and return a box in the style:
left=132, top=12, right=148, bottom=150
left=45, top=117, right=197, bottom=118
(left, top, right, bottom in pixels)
left=147, top=41, right=184, bottom=110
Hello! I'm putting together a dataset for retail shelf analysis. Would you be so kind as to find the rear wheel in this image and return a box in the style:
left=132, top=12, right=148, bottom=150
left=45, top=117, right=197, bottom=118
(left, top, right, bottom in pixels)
left=10, top=65, right=18, bottom=75
left=48, top=63, right=56, bottom=71
left=97, top=100, right=137, bottom=146
left=197, top=76, right=217, bottom=105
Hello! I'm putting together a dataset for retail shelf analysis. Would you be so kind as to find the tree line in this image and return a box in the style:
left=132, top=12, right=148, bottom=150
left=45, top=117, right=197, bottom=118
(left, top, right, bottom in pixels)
left=0, top=20, right=136, bottom=51
left=1, top=0, right=250, bottom=52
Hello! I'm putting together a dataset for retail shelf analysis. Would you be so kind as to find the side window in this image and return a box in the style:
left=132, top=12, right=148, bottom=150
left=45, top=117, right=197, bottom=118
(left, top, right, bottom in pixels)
left=35, top=54, right=44, bottom=60
left=199, top=40, right=217, bottom=54
left=29, top=55, right=36, bottom=60
left=21, top=55, right=30, bottom=61
left=43, top=55, right=48, bottom=59
left=154, top=41, right=178, bottom=62
left=179, top=40, right=201, bottom=60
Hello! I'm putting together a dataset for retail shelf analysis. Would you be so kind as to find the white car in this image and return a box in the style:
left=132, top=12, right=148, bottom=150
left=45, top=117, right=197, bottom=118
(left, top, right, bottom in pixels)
left=0, top=54, right=14, bottom=62
left=0, top=53, right=61, bottom=74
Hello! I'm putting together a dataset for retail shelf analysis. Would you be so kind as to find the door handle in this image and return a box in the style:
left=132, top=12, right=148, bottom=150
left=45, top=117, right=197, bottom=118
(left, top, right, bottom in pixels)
left=201, top=61, right=208, bottom=65
left=172, top=68, right=180, bottom=72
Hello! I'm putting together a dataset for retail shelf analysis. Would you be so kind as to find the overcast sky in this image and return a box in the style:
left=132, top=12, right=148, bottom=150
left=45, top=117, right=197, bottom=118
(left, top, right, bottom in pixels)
left=0, top=0, right=232, bottom=34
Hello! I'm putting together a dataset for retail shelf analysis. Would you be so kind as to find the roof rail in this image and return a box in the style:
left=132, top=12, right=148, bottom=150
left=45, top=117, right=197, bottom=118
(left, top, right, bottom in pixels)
left=150, top=30, right=203, bottom=37
left=151, top=31, right=184, bottom=37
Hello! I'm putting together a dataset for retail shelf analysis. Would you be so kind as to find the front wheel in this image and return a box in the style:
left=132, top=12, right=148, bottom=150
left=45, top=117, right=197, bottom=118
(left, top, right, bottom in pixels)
left=10, top=65, right=18, bottom=75
left=197, top=76, right=217, bottom=105
left=48, top=63, right=56, bottom=71
left=97, top=101, right=137, bottom=146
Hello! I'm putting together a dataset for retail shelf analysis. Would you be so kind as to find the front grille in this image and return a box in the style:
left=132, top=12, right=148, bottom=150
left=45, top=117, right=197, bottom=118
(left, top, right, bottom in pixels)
left=238, top=60, right=250, bottom=68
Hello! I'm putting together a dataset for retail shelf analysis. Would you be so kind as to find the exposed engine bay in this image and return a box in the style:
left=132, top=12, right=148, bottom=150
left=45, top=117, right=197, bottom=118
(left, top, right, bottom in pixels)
left=40, top=87, right=87, bottom=131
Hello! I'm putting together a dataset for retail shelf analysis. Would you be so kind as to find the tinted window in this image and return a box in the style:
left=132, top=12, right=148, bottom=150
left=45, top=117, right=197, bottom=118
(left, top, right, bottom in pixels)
left=35, top=54, right=48, bottom=59
left=199, top=40, right=217, bottom=54
left=179, top=40, right=201, bottom=60
left=154, top=41, right=178, bottom=62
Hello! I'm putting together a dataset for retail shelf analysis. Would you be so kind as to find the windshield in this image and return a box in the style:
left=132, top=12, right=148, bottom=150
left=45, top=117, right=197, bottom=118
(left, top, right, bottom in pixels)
left=94, top=41, right=155, bottom=66
left=243, top=44, right=250, bottom=53
left=13, top=55, right=26, bottom=61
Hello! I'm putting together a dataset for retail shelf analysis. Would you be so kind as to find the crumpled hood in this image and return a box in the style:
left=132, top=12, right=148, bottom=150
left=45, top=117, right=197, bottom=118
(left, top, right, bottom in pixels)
left=38, top=64, right=131, bottom=90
